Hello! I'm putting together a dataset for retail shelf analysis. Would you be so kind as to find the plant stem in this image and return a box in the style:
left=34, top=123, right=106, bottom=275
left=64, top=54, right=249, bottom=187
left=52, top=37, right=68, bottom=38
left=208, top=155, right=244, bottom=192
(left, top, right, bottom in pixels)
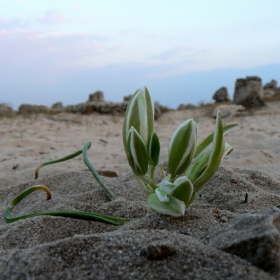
left=82, top=141, right=116, bottom=200
left=4, top=186, right=128, bottom=225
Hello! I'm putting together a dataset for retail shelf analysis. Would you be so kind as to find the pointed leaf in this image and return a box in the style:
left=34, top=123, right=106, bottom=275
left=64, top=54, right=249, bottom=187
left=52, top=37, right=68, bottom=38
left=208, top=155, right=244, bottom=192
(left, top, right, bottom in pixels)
left=148, top=131, right=160, bottom=166
left=123, top=87, right=154, bottom=160
left=171, top=176, right=193, bottom=205
left=193, top=123, right=238, bottom=161
left=168, top=118, right=197, bottom=176
left=128, top=127, right=149, bottom=176
left=193, top=111, right=225, bottom=192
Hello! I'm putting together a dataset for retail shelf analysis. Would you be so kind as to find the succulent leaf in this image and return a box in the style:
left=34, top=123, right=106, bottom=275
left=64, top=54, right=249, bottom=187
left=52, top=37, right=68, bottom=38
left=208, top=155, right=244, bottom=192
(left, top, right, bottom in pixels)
left=171, top=176, right=193, bottom=205
left=168, top=118, right=197, bottom=176
left=123, top=87, right=154, bottom=160
left=147, top=193, right=186, bottom=217
left=193, top=123, right=238, bottom=162
left=193, top=111, right=225, bottom=192
left=148, top=131, right=160, bottom=166
left=128, top=127, right=149, bottom=176
left=155, top=188, right=169, bottom=202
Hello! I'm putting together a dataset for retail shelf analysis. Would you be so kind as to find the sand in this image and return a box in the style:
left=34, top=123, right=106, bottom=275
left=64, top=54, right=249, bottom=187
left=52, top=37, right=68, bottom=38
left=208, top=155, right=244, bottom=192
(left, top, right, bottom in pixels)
left=0, top=101, right=280, bottom=279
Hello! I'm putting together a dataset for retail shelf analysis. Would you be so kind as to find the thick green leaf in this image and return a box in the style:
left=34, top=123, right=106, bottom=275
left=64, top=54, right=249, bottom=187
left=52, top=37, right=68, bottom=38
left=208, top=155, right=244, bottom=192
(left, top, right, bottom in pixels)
left=170, top=177, right=193, bottom=205
left=186, top=151, right=210, bottom=183
left=147, top=193, right=185, bottom=217
left=193, top=123, right=238, bottom=162
left=193, top=111, right=225, bottom=192
left=186, top=142, right=233, bottom=184
left=155, top=188, right=169, bottom=202
left=159, top=176, right=193, bottom=205
left=128, top=127, right=149, bottom=176
left=168, top=118, right=197, bottom=176
left=148, top=131, right=160, bottom=166
left=123, top=87, right=154, bottom=160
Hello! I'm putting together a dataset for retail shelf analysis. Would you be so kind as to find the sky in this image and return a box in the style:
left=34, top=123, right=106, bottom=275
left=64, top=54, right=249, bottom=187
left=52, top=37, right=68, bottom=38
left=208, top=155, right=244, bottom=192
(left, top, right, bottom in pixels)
left=1, top=0, right=280, bottom=109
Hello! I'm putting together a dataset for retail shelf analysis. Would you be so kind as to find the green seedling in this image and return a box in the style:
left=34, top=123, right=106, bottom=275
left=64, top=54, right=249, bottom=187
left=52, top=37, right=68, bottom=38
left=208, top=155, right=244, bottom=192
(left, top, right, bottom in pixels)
left=123, top=87, right=238, bottom=216
left=4, top=86, right=238, bottom=225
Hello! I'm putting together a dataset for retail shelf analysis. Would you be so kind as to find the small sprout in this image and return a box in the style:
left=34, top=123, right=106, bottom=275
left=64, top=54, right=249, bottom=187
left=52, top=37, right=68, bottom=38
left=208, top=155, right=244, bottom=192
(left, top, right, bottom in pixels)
left=123, top=87, right=238, bottom=217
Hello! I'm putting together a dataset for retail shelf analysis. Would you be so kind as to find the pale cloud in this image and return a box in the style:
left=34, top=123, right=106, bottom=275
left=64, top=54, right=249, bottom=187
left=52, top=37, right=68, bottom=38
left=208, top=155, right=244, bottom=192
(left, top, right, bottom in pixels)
left=68, top=3, right=81, bottom=10
left=150, top=46, right=206, bottom=63
left=37, top=10, right=68, bottom=25
left=0, top=16, right=30, bottom=29
left=0, top=29, right=118, bottom=72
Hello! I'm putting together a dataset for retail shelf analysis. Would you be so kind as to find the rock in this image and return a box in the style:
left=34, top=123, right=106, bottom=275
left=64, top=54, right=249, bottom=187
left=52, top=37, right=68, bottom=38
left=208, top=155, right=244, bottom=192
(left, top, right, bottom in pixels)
left=264, top=80, right=278, bottom=96
left=140, top=243, right=176, bottom=260
left=233, top=76, right=265, bottom=107
left=123, top=95, right=132, bottom=102
left=18, top=104, right=50, bottom=114
left=96, top=170, right=120, bottom=177
left=177, top=103, right=196, bottom=110
left=212, top=104, right=245, bottom=118
left=0, top=104, right=17, bottom=118
left=264, top=79, right=277, bottom=90
left=88, top=91, right=105, bottom=102
left=51, top=102, right=63, bottom=110
left=209, top=207, right=280, bottom=278
left=212, top=87, right=231, bottom=102
left=65, top=102, right=127, bottom=115
left=154, top=104, right=161, bottom=120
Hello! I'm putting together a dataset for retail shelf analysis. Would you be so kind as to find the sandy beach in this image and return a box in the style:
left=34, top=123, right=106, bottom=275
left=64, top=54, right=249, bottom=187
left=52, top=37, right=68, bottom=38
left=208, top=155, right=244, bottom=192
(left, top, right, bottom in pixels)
left=1, top=101, right=280, bottom=279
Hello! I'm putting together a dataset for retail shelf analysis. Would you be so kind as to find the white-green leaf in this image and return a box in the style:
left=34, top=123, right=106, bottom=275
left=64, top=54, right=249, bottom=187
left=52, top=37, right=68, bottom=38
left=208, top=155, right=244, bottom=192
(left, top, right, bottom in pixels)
left=155, top=188, right=169, bottom=202
left=168, top=118, right=197, bottom=176
left=123, top=87, right=154, bottom=160
left=160, top=176, right=193, bottom=205
left=193, top=111, right=225, bottom=192
left=193, top=123, right=238, bottom=162
left=148, top=131, right=160, bottom=166
left=147, top=193, right=186, bottom=217
left=128, top=127, right=149, bottom=176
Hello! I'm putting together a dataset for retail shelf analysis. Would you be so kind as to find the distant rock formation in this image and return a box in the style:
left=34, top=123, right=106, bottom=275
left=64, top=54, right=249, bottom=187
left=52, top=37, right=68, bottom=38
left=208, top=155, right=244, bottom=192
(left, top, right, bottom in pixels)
left=18, top=104, right=51, bottom=115
left=177, top=103, right=196, bottom=110
left=88, top=91, right=105, bottom=102
left=51, top=102, right=63, bottom=110
left=212, top=87, right=231, bottom=102
left=233, top=76, right=264, bottom=107
left=123, top=95, right=132, bottom=102
left=15, top=91, right=171, bottom=119
left=0, top=104, right=16, bottom=118
left=263, top=79, right=278, bottom=96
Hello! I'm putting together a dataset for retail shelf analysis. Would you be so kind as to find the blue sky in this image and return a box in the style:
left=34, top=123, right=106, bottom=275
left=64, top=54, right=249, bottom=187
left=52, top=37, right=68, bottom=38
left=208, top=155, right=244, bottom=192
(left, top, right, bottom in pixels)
left=1, top=0, right=280, bottom=109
